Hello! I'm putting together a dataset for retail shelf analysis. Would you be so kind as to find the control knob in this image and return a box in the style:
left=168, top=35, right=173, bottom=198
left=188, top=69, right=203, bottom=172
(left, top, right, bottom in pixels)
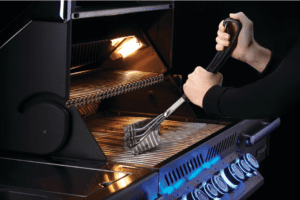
left=206, top=174, right=228, bottom=198
left=201, top=181, right=219, bottom=200
left=240, top=153, right=259, bottom=174
left=220, top=163, right=245, bottom=190
left=183, top=188, right=209, bottom=200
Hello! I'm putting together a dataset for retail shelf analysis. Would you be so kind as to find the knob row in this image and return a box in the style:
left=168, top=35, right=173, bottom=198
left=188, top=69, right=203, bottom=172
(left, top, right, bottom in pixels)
left=182, top=153, right=259, bottom=200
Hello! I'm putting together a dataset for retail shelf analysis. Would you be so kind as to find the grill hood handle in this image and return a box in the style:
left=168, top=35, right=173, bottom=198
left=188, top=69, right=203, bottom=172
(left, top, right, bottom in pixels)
left=182, top=18, right=242, bottom=101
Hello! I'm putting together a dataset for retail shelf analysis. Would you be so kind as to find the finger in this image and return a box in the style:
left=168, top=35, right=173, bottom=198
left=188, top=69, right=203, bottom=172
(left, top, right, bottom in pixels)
left=230, top=12, right=248, bottom=25
left=216, top=44, right=224, bottom=51
left=218, top=20, right=225, bottom=32
left=217, top=30, right=230, bottom=40
left=216, top=37, right=230, bottom=47
left=195, top=66, right=206, bottom=74
left=184, top=78, right=193, bottom=87
left=183, top=83, right=187, bottom=92
left=216, top=72, right=223, bottom=78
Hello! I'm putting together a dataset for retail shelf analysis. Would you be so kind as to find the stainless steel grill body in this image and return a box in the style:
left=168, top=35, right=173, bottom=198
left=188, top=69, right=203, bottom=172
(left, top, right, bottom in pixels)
left=0, top=2, right=281, bottom=200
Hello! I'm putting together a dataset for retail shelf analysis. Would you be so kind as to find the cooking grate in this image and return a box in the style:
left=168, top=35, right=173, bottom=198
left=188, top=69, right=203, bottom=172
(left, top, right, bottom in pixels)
left=68, top=69, right=164, bottom=108
left=86, top=116, right=226, bottom=167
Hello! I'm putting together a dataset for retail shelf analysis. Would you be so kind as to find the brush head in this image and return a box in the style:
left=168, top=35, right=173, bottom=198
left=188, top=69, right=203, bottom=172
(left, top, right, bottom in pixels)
left=124, top=118, right=161, bottom=154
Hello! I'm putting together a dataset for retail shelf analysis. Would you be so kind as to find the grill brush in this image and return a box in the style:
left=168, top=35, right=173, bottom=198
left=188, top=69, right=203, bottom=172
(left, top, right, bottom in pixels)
left=123, top=18, right=242, bottom=154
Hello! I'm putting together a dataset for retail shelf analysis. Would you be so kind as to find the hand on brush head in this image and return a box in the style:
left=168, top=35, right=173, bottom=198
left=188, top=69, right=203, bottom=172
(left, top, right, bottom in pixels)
left=183, top=66, right=223, bottom=108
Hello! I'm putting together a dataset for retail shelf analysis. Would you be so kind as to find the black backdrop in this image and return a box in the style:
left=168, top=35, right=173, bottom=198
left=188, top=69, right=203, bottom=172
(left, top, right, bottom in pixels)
left=172, top=1, right=300, bottom=199
left=1, top=1, right=300, bottom=199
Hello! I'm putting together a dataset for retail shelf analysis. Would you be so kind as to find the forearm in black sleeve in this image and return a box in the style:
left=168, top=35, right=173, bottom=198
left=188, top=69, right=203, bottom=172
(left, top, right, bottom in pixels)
left=203, top=39, right=300, bottom=119
left=257, top=49, right=284, bottom=77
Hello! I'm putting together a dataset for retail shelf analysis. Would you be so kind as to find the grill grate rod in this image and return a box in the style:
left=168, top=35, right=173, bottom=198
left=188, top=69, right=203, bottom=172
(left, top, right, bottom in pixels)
left=87, top=116, right=226, bottom=167
left=67, top=69, right=164, bottom=108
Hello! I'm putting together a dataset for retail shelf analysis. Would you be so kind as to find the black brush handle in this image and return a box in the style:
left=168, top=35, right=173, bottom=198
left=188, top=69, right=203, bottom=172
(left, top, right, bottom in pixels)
left=182, top=18, right=242, bottom=101
left=206, top=18, right=242, bottom=73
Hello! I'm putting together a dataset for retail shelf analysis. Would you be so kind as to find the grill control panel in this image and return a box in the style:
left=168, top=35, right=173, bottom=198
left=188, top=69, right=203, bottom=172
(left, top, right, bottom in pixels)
left=165, top=153, right=260, bottom=200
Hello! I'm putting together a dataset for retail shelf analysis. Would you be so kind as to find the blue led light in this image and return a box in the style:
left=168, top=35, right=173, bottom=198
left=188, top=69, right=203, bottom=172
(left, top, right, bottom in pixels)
left=188, top=156, right=220, bottom=181
left=160, top=178, right=186, bottom=195
left=211, top=156, right=221, bottom=165
left=174, top=179, right=185, bottom=189
left=245, top=140, right=250, bottom=146
left=161, top=185, right=175, bottom=195
left=188, top=167, right=205, bottom=181
left=160, top=155, right=221, bottom=195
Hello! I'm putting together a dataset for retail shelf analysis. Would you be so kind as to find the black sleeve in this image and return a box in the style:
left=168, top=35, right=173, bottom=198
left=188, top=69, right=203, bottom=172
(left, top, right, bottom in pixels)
left=257, top=49, right=284, bottom=77
left=202, top=39, right=300, bottom=119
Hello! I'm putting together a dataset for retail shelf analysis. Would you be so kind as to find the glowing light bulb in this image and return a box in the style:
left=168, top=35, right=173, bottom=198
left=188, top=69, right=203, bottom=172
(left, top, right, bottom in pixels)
left=117, top=37, right=143, bottom=58
left=111, top=37, right=126, bottom=46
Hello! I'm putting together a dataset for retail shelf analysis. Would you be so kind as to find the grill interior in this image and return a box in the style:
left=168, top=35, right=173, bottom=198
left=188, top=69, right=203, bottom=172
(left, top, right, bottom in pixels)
left=68, top=30, right=167, bottom=117
left=68, top=69, right=164, bottom=107
left=85, top=115, right=226, bottom=167
left=70, top=24, right=231, bottom=168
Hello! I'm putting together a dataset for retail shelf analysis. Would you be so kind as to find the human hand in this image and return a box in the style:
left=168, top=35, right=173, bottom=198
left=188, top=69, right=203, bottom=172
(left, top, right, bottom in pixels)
left=216, top=12, right=255, bottom=64
left=183, top=66, right=223, bottom=108
left=216, top=12, right=272, bottom=73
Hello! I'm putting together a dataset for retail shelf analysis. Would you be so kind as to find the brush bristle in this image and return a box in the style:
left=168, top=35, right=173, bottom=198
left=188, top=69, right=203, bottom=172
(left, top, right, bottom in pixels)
left=123, top=118, right=161, bottom=154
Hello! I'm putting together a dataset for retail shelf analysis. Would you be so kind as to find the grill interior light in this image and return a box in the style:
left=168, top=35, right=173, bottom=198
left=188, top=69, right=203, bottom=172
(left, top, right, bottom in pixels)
left=111, top=37, right=126, bottom=47
left=110, top=36, right=143, bottom=60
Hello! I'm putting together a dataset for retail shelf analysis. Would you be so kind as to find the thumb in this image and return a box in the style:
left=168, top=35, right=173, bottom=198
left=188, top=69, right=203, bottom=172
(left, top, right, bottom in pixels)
left=229, top=12, right=240, bottom=19
left=229, top=12, right=245, bottom=23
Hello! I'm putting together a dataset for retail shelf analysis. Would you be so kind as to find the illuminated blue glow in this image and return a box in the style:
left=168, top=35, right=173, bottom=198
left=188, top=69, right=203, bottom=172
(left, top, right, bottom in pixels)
left=174, top=179, right=185, bottom=189
left=160, top=155, right=221, bottom=195
left=188, top=167, right=205, bottom=181
left=187, top=156, right=220, bottom=181
left=161, top=185, right=175, bottom=195
left=160, top=178, right=186, bottom=195
left=211, top=156, right=220, bottom=165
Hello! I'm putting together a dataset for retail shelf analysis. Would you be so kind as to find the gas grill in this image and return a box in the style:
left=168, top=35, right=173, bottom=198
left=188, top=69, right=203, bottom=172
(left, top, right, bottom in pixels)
left=0, top=1, right=280, bottom=200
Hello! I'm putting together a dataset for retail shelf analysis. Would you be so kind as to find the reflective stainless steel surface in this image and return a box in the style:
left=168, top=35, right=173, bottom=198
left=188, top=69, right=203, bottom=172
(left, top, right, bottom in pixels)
left=68, top=69, right=164, bottom=109
left=0, top=155, right=155, bottom=200
left=86, top=115, right=226, bottom=167
left=72, top=4, right=171, bottom=19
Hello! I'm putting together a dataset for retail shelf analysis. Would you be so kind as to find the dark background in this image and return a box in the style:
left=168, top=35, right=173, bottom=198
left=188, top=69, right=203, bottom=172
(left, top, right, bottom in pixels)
left=1, top=1, right=300, bottom=199
left=172, top=1, right=300, bottom=199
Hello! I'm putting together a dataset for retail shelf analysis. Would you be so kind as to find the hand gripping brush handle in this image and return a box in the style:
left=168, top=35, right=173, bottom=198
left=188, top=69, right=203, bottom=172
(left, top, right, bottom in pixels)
left=124, top=18, right=242, bottom=153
